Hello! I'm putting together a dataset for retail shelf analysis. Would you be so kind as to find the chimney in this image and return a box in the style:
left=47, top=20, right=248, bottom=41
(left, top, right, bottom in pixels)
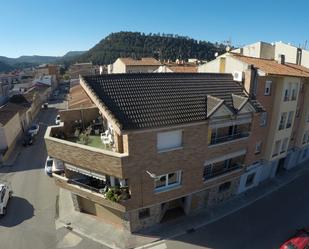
left=244, top=64, right=258, bottom=97
left=277, top=54, right=285, bottom=64
left=296, top=48, right=302, bottom=65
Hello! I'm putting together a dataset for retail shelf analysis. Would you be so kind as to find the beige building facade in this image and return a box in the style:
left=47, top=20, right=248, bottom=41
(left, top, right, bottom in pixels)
left=108, top=58, right=161, bottom=74
left=199, top=49, right=309, bottom=193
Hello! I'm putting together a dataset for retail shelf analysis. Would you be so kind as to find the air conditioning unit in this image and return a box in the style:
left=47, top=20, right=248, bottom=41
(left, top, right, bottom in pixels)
left=232, top=71, right=244, bottom=82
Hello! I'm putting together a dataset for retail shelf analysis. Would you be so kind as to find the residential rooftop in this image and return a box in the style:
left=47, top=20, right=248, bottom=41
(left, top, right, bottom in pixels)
left=119, top=57, right=161, bottom=66
left=0, top=102, right=28, bottom=126
left=68, top=84, right=94, bottom=109
left=82, top=73, right=262, bottom=130
left=231, top=53, right=309, bottom=78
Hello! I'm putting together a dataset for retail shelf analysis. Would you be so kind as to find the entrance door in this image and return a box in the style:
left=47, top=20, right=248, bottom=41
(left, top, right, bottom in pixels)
left=160, top=197, right=186, bottom=223
left=276, top=157, right=286, bottom=175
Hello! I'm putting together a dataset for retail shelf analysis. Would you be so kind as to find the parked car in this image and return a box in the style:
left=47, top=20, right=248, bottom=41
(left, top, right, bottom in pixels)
left=22, top=133, right=34, bottom=146
left=0, top=182, right=13, bottom=216
left=52, top=159, right=64, bottom=174
left=28, top=124, right=40, bottom=136
left=41, top=102, right=48, bottom=109
left=45, top=156, right=54, bottom=176
left=280, top=228, right=309, bottom=249
left=55, top=115, right=61, bottom=125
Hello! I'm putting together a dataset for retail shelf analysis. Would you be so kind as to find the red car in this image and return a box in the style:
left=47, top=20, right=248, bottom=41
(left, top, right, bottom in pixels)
left=280, top=228, right=309, bottom=249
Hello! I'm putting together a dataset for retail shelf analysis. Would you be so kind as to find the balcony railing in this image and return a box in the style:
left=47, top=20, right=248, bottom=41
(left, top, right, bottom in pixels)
left=203, top=164, right=242, bottom=181
left=67, top=177, right=131, bottom=201
left=68, top=178, right=106, bottom=194
left=210, top=132, right=249, bottom=145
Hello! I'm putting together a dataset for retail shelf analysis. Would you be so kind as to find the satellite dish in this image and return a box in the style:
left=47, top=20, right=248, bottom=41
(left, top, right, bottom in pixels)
left=146, top=171, right=158, bottom=179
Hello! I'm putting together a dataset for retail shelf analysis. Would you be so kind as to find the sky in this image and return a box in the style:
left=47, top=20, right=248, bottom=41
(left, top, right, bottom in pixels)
left=1, top=0, right=309, bottom=58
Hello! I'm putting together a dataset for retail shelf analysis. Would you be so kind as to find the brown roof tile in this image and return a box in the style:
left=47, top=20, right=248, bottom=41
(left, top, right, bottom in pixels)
left=82, top=73, right=262, bottom=130
left=231, top=53, right=309, bottom=78
left=168, top=66, right=198, bottom=73
left=119, top=57, right=161, bottom=66
left=68, top=84, right=94, bottom=109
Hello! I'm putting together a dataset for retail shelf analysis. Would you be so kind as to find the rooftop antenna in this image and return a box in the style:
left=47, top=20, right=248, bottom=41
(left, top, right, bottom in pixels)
left=223, top=37, right=232, bottom=52
left=304, top=40, right=308, bottom=50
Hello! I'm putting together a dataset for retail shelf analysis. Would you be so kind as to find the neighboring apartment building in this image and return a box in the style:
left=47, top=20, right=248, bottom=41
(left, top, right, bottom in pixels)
left=108, top=57, right=161, bottom=74
left=36, top=64, right=60, bottom=78
left=0, top=80, right=11, bottom=105
left=154, top=61, right=198, bottom=73
left=0, top=103, right=26, bottom=163
left=228, top=41, right=309, bottom=68
left=199, top=50, right=309, bottom=192
left=45, top=73, right=264, bottom=232
left=68, top=62, right=95, bottom=79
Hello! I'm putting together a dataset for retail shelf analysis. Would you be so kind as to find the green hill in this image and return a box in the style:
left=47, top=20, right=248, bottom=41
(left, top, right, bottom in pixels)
left=78, top=31, right=226, bottom=64
left=0, top=61, right=14, bottom=73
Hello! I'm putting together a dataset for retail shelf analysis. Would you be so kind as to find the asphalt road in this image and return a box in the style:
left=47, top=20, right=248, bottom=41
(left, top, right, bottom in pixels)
left=151, top=166, right=309, bottom=249
left=0, top=96, right=105, bottom=249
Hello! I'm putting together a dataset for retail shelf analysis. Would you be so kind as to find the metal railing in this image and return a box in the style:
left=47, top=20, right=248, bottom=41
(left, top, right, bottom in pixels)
left=203, top=164, right=242, bottom=180
left=210, top=132, right=249, bottom=145
left=68, top=179, right=105, bottom=194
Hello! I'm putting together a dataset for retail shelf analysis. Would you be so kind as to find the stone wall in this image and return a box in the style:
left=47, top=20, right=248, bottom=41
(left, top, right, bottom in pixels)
left=207, top=178, right=240, bottom=207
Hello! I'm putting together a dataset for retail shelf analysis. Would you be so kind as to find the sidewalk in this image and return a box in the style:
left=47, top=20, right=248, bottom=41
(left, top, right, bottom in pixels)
left=56, top=161, right=309, bottom=249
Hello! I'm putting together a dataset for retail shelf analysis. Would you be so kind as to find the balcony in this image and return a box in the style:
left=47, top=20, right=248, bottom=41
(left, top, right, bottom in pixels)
left=53, top=173, right=131, bottom=212
left=210, top=131, right=249, bottom=145
left=209, top=123, right=250, bottom=146
left=45, top=125, right=128, bottom=178
left=203, top=164, right=242, bottom=180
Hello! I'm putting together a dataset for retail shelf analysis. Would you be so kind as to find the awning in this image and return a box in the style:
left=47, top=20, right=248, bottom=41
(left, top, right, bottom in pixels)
left=65, top=163, right=106, bottom=181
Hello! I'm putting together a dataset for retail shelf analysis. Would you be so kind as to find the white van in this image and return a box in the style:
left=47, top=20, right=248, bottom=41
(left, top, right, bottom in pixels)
left=52, top=159, right=64, bottom=174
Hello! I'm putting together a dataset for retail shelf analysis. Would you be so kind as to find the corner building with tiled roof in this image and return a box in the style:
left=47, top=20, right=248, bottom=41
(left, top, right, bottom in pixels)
left=45, top=73, right=265, bottom=231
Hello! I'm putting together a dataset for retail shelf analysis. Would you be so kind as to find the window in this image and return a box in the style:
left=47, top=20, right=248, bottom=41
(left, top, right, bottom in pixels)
left=255, top=141, right=262, bottom=154
left=154, top=171, right=182, bottom=192
left=260, top=112, right=267, bottom=127
left=283, top=83, right=292, bottom=101
left=264, top=80, right=272, bottom=95
left=303, top=132, right=307, bottom=145
left=272, top=140, right=281, bottom=157
left=286, top=111, right=294, bottom=129
left=203, top=164, right=213, bottom=179
left=283, top=88, right=290, bottom=101
left=281, top=138, right=289, bottom=154
left=245, top=173, right=256, bottom=187
left=219, top=182, right=231, bottom=192
left=138, top=208, right=150, bottom=219
left=291, top=87, right=297, bottom=101
left=278, top=112, right=287, bottom=130
left=157, top=130, right=182, bottom=152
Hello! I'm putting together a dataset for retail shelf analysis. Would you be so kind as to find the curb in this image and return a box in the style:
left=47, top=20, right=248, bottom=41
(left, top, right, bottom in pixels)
left=56, top=218, right=122, bottom=249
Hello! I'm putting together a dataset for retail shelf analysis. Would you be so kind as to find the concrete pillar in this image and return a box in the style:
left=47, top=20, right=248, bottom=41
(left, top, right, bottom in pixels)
left=110, top=176, right=115, bottom=187
left=71, top=194, right=81, bottom=212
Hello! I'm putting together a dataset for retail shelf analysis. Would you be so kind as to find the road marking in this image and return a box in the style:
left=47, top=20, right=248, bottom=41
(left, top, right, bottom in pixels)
left=144, top=243, right=167, bottom=249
